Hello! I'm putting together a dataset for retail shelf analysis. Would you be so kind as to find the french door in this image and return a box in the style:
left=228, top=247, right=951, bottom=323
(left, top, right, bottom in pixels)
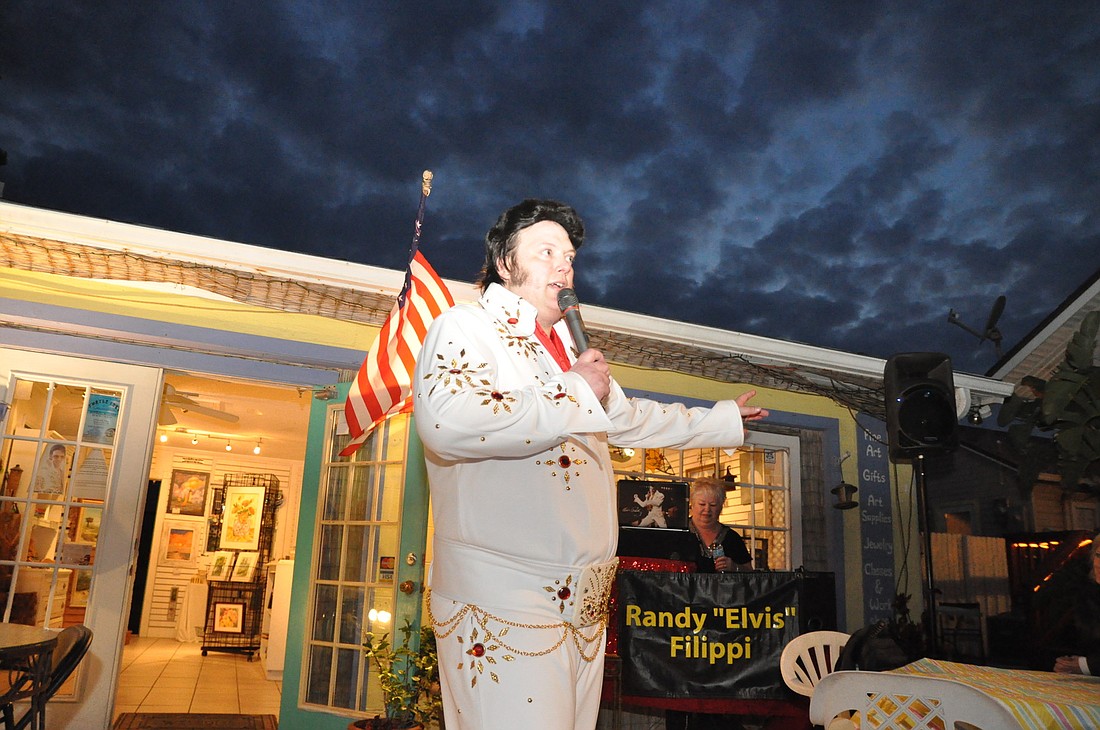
left=0, top=348, right=161, bottom=729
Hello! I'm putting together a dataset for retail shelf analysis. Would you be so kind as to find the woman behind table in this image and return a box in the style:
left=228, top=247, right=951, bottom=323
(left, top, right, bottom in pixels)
left=666, top=477, right=754, bottom=730
left=1053, top=532, right=1100, bottom=675
left=689, top=477, right=752, bottom=573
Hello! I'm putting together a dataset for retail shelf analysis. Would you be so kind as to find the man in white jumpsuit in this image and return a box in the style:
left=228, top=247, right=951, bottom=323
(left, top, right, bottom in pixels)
left=413, top=199, right=768, bottom=730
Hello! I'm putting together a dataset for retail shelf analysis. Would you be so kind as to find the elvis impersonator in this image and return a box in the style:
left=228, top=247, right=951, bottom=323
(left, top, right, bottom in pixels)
left=413, top=198, right=768, bottom=730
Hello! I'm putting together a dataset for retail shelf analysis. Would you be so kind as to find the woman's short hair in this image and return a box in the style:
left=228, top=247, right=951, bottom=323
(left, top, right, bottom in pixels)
left=477, top=199, right=585, bottom=292
left=690, top=477, right=729, bottom=505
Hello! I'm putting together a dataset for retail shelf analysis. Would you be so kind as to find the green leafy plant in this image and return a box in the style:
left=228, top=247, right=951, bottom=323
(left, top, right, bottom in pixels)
left=359, top=620, right=442, bottom=729
left=998, top=310, right=1100, bottom=492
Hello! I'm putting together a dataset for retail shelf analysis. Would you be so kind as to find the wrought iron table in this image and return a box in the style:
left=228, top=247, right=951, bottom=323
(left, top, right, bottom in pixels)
left=0, top=623, right=57, bottom=730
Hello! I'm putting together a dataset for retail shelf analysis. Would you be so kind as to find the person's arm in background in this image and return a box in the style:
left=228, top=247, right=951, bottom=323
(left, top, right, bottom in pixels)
left=1053, top=654, right=1097, bottom=675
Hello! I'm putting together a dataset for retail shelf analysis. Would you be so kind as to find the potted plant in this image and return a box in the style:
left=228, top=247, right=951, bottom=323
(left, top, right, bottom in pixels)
left=350, top=620, right=443, bottom=730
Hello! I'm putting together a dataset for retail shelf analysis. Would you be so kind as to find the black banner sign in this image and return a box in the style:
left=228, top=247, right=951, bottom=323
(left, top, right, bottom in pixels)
left=616, top=571, right=834, bottom=699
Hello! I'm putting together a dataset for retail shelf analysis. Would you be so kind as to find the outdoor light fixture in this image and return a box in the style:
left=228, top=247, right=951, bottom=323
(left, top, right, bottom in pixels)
left=831, top=482, right=859, bottom=510
left=253, top=439, right=262, bottom=455
left=191, top=435, right=199, bottom=445
left=159, top=432, right=168, bottom=443
left=225, top=439, right=232, bottom=452
left=313, top=385, right=338, bottom=401
left=967, top=406, right=983, bottom=425
left=608, top=446, right=635, bottom=462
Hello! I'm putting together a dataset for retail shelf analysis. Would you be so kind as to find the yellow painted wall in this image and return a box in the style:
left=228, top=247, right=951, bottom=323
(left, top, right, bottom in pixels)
left=2, top=267, right=380, bottom=353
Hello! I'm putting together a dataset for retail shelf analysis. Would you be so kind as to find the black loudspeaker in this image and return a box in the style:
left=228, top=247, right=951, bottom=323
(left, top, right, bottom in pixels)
left=884, top=352, right=959, bottom=461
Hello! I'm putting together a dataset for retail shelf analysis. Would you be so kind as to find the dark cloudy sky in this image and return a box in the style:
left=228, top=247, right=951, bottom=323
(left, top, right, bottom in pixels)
left=3, top=2, right=1098, bottom=376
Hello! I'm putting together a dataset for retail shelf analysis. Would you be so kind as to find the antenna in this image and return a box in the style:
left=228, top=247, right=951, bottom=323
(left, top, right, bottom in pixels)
left=947, top=295, right=1006, bottom=358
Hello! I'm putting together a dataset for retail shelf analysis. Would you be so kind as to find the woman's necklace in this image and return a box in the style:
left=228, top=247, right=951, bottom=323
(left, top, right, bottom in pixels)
left=695, top=525, right=722, bottom=557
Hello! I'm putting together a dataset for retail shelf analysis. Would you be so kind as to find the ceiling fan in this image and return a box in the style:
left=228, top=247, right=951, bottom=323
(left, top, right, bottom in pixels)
left=947, top=294, right=1007, bottom=358
left=159, top=383, right=240, bottom=425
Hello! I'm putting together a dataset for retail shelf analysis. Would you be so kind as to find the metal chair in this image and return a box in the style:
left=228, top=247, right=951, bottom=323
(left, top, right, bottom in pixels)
left=2, top=625, right=92, bottom=730
left=779, top=630, right=850, bottom=697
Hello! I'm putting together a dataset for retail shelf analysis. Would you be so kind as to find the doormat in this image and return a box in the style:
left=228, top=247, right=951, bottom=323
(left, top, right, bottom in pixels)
left=112, top=714, right=278, bottom=730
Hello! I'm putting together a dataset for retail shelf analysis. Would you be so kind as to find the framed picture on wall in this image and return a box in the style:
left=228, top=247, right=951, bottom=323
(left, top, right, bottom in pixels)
left=213, top=602, right=245, bottom=633
left=69, top=569, right=92, bottom=608
left=161, top=519, right=200, bottom=565
left=73, top=506, right=102, bottom=545
left=230, top=551, right=259, bottom=582
left=167, top=469, right=210, bottom=517
left=208, top=550, right=236, bottom=581
left=219, top=485, right=265, bottom=550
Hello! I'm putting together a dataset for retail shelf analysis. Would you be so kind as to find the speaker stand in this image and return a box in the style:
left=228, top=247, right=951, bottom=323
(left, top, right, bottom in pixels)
left=914, top=454, right=939, bottom=657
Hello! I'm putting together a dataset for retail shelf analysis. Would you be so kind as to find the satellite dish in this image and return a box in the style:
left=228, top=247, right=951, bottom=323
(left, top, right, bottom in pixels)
left=947, top=295, right=1006, bottom=358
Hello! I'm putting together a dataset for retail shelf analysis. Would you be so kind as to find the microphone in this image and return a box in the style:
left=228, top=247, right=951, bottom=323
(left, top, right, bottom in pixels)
left=556, top=287, right=590, bottom=352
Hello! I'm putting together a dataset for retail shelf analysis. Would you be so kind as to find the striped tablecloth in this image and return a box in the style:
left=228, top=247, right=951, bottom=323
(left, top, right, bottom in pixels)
left=894, top=658, right=1100, bottom=729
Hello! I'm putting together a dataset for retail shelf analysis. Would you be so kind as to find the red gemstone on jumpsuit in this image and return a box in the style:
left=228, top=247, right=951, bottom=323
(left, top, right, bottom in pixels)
left=507, top=317, right=519, bottom=324
left=557, top=586, right=571, bottom=600
left=558, top=456, right=571, bottom=468
left=471, top=643, right=485, bottom=657
left=491, top=391, right=504, bottom=401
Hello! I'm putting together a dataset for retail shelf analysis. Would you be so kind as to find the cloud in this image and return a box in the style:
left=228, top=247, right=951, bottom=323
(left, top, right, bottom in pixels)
left=2, top=0, right=1098, bottom=376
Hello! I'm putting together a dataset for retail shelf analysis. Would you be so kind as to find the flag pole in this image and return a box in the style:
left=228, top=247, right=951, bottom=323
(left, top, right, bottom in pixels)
left=340, top=169, right=454, bottom=456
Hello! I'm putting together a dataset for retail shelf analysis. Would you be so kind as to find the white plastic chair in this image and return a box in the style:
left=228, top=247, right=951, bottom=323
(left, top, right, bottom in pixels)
left=809, top=669, right=1022, bottom=729
left=779, top=630, right=850, bottom=697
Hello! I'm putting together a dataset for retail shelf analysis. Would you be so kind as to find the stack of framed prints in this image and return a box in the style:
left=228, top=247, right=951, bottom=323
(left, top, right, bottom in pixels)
left=201, top=473, right=279, bottom=660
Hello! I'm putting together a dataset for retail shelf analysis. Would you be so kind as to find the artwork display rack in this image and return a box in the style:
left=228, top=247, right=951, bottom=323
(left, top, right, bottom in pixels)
left=201, top=473, right=279, bottom=660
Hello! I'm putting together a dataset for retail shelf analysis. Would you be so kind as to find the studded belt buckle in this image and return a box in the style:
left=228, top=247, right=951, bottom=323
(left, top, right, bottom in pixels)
left=572, top=559, right=617, bottom=627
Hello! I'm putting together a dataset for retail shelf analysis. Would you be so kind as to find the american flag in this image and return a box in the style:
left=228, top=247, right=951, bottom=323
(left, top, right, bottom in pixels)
left=340, top=173, right=453, bottom=456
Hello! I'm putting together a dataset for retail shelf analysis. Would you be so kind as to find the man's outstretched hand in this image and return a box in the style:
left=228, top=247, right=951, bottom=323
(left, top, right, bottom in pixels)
left=736, top=389, right=768, bottom=421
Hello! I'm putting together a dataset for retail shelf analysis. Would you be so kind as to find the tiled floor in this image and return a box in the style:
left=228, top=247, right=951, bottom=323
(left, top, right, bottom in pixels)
left=115, top=637, right=282, bottom=720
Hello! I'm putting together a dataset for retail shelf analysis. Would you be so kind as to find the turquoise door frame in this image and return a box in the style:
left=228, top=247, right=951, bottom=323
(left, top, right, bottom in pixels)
left=279, top=382, right=431, bottom=729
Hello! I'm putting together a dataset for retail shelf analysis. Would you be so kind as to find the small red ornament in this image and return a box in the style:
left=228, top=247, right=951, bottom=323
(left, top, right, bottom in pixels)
left=557, top=586, right=571, bottom=600
left=471, top=643, right=485, bottom=657
left=507, top=317, right=519, bottom=324
left=558, top=456, right=571, bottom=468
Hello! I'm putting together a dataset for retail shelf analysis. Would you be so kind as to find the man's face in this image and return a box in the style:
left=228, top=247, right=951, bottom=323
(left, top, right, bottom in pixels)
left=498, top=220, right=576, bottom=330
left=49, top=449, right=66, bottom=468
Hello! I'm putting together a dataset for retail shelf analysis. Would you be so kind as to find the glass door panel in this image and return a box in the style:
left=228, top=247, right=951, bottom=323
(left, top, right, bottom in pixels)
left=0, top=348, right=161, bottom=729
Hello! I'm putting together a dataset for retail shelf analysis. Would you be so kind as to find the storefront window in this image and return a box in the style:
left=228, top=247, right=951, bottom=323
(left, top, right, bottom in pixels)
left=611, top=433, right=800, bottom=570
left=0, top=379, right=117, bottom=632
left=302, top=411, right=407, bottom=713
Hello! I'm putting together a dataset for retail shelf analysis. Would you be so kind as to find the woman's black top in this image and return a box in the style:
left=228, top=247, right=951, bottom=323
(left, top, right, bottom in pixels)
left=687, top=522, right=752, bottom=573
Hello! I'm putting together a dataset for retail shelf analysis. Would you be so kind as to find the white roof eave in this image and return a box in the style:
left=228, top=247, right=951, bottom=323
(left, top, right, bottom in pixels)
left=1, top=200, right=1012, bottom=403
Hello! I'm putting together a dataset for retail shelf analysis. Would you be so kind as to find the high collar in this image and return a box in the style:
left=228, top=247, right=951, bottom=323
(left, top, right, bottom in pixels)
left=480, top=283, right=539, bottom=336
left=481, top=282, right=571, bottom=339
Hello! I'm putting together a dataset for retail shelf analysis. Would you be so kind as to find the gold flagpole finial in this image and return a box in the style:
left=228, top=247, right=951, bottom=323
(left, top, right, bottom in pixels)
left=422, top=170, right=433, bottom=197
